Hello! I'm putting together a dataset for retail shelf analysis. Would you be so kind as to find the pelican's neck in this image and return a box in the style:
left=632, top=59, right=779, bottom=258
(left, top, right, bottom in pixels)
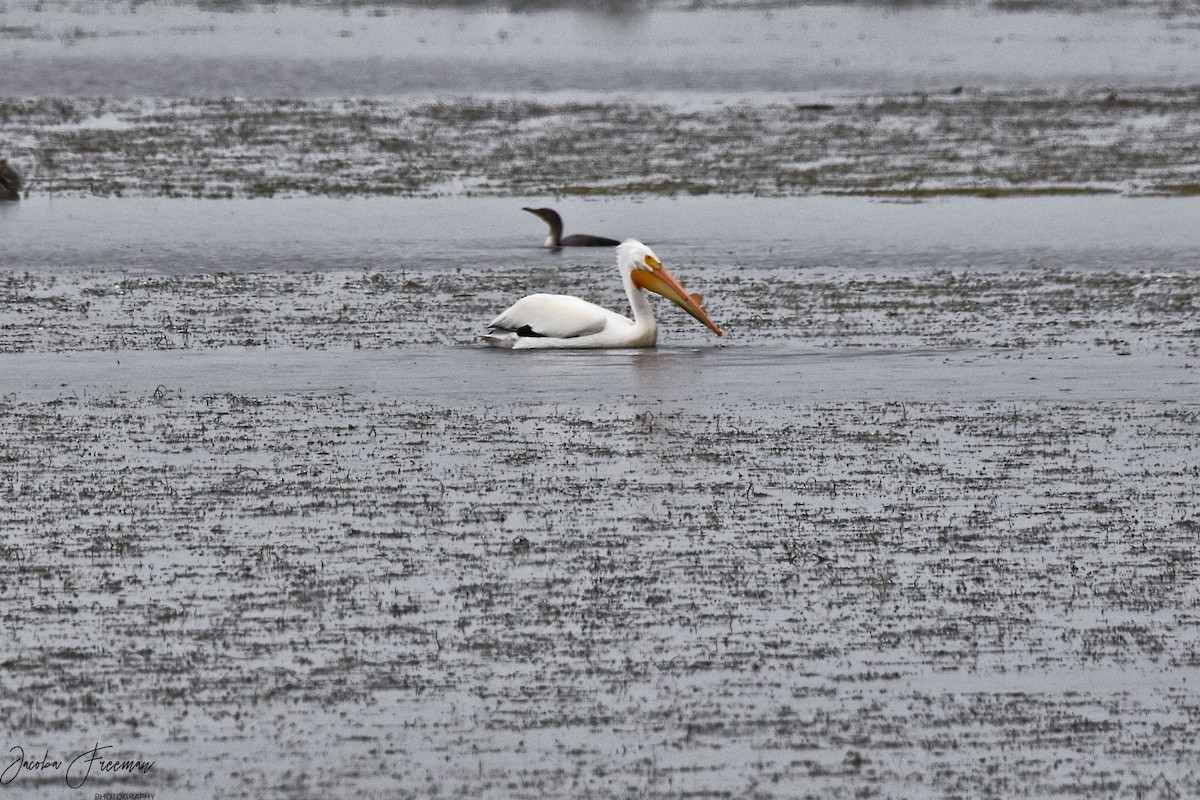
left=622, top=270, right=658, bottom=342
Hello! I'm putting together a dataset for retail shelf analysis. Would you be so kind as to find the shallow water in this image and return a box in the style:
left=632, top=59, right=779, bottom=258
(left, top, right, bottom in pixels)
left=5, top=0, right=1200, bottom=793
left=4, top=340, right=1194, bottom=405
left=6, top=194, right=1200, bottom=273
left=3, top=149, right=1200, bottom=800
left=4, top=2, right=1200, bottom=95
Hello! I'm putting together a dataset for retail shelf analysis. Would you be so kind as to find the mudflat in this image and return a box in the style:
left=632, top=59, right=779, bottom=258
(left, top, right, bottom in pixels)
left=2, top=1, right=1199, bottom=797
left=3, top=194, right=1199, bottom=798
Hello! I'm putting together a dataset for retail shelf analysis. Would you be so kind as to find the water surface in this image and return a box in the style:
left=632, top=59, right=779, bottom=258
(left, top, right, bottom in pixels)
left=3, top=193, right=1199, bottom=799
left=6, top=194, right=1200, bottom=273
left=4, top=3, right=1200, bottom=95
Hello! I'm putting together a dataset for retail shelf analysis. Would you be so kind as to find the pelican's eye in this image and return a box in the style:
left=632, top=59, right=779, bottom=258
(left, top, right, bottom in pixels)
left=644, top=254, right=661, bottom=270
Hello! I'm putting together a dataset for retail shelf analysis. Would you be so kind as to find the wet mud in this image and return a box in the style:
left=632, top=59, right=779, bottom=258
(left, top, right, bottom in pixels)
left=2, top=257, right=1199, bottom=798
left=6, top=91, right=1200, bottom=199
left=3, top=372, right=1199, bottom=799
left=3, top=0, right=1200, bottom=796
left=1, top=263, right=1199, bottom=355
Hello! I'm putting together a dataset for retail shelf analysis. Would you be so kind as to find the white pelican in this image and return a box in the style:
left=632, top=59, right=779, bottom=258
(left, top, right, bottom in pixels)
left=523, top=207, right=620, bottom=248
left=482, top=239, right=723, bottom=349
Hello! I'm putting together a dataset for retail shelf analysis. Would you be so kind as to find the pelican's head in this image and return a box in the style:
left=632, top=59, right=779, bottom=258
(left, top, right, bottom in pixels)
left=619, top=239, right=723, bottom=337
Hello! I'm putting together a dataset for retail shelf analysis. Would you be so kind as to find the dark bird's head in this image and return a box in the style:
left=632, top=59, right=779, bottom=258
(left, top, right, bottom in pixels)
left=522, top=207, right=565, bottom=247
left=522, top=207, right=563, bottom=227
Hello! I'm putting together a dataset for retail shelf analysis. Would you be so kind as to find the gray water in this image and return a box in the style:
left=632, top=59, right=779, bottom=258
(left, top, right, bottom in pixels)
left=6, top=194, right=1200, bottom=273
left=5, top=2, right=1200, bottom=794
left=4, top=2, right=1200, bottom=95
left=3, top=194, right=1200, bottom=799
left=3, top=194, right=1198, bottom=407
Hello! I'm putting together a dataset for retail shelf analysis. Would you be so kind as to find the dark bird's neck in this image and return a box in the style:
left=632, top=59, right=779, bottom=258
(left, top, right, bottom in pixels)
left=541, top=210, right=565, bottom=247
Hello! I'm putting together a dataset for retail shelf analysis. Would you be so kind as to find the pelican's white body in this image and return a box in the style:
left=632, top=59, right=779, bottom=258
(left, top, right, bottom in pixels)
left=482, top=240, right=663, bottom=349
left=482, top=239, right=719, bottom=350
left=483, top=287, right=656, bottom=349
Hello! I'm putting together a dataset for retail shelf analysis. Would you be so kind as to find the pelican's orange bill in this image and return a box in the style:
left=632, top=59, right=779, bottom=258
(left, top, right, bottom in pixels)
left=632, top=264, right=723, bottom=337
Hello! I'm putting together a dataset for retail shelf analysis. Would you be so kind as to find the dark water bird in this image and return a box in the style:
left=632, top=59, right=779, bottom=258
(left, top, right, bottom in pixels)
left=482, top=239, right=722, bottom=349
left=523, top=207, right=619, bottom=248
left=0, top=159, right=21, bottom=201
